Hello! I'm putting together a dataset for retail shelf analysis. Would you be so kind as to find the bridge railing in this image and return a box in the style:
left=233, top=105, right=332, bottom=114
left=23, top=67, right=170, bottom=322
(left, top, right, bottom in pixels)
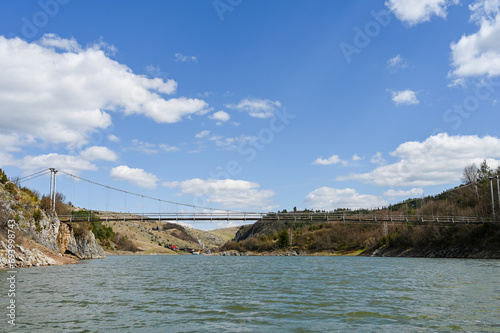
left=57, top=211, right=498, bottom=224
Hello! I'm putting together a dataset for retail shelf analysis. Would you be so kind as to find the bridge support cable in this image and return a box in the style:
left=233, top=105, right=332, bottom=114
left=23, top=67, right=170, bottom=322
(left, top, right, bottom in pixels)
left=17, top=168, right=52, bottom=184
left=55, top=169, right=250, bottom=215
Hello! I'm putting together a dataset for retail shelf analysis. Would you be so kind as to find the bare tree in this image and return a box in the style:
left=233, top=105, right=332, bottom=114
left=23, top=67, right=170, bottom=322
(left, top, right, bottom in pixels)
left=462, top=163, right=479, bottom=184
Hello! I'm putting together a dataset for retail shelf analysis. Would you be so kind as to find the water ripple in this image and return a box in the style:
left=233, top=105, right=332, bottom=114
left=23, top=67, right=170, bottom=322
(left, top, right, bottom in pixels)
left=1, top=256, right=499, bottom=332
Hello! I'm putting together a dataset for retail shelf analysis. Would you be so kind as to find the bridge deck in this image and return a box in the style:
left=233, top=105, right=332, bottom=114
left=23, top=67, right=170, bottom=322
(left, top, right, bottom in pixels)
left=58, top=212, right=497, bottom=224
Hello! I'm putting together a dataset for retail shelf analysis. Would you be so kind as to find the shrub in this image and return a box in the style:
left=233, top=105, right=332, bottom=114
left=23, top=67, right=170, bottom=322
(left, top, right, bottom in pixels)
left=114, top=233, right=140, bottom=252
left=91, top=220, right=115, bottom=242
left=0, top=168, right=8, bottom=184
left=67, top=222, right=92, bottom=237
left=4, top=182, right=16, bottom=195
left=278, top=229, right=290, bottom=248
left=32, top=208, right=42, bottom=223
left=21, top=187, right=40, bottom=202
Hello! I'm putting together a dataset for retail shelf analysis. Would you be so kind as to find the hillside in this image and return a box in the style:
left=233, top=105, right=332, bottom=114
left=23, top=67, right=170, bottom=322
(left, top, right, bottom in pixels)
left=98, top=214, right=238, bottom=254
left=222, top=161, right=500, bottom=258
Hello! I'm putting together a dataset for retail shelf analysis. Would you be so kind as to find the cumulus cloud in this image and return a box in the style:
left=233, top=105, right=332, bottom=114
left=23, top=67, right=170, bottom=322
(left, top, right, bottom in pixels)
left=163, top=178, right=275, bottom=209
left=385, top=0, right=459, bottom=26
left=338, top=133, right=500, bottom=187
left=209, top=110, right=230, bottom=122
left=304, top=187, right=387, bottom=210
left=384, top=188, right=424, bottom=198
left=0, top=34, right=208, bottom=150
left=391, top=90, right=419, bottom=105
left=226, top=98, right=281, bottom=119
left=450, top=0, right=500, bottom=77
left=110, top=165, right=159, bottom=189
left=312, top=154, right=347, bottom=166
left=0, top=152, right=15, bottom=167
left=79, top=146, right=118, bottom=161
left=370, top=152, right=387, bottom=165
left=20, top=153, right=97, bottom=174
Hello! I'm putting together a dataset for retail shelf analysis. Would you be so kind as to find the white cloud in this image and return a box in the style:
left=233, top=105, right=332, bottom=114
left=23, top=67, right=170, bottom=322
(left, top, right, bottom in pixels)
left=304, top=187, right=387, bottom=210
left=0, top=34, right=208, bottom=150
left=209, top=134, right=257, bottom=150
left=195, top=130, right=211, bottom=139
left=110, top=165, right=159, bottom=189
left=209, top=110, right=230, bottom=122
left=352, top=154, right=364, bottom=161
left=339, top=133, right=500, bottom=187
left=0, top=152, right=16, bottom=167
left=469, top=0, right=500, bottom=23
left=387, top=54, right=409, bottom=70
left=391, top=89, right=419, bottom=105
left=128, top=139, right=158, bottom=154
left=385, top=0, right=459, bottom=26
left=159, top=144, right=180, bottom=152
left=384, top=188, right=424, bottom=198
left=79, top=146, right=118, bottom=161
left=312, top=154, right=348, bottom=166
left=448, top=78, right=467, bottom=88
left=20, top=153, right=97, bottom=174
left=226, top=98, right=281, bottom=119
left=107, top=134, right=120, bottom=143
left=127, top=139, right=179, bottom=154
left=370, top=152, right=387, bottom=165
left=0, top=133, right=35, bottom=152
left=450, top=1, right=500, bottom=77
left=174, top=53, right=197, bottom=63
left=163, top=178, right=275, bottom=209
left=39, top=33, right=81, bottom=52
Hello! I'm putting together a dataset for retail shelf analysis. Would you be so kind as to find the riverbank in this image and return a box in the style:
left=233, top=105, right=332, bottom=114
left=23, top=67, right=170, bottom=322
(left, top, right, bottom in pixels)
left=222, top=218, right=500, bottom=259
left=365, top=244, right=500, bottom=259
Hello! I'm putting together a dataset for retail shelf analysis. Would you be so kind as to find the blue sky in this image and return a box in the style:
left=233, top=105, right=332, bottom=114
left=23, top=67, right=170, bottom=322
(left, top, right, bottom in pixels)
left=1, top=0, right=500, bottom=227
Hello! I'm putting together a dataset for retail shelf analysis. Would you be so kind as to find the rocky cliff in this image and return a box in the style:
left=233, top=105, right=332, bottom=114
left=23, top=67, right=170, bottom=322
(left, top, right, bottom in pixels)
left=0, top=178, right=105, bottom=268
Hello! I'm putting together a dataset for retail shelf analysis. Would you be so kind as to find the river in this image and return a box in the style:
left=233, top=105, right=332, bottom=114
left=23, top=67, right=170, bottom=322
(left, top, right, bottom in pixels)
left=2, top=255, right=500, bottom=332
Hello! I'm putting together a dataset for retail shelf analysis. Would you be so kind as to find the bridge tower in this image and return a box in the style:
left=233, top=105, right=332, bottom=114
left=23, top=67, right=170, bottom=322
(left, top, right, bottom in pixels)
left=49, top=168, right=58, bottom=212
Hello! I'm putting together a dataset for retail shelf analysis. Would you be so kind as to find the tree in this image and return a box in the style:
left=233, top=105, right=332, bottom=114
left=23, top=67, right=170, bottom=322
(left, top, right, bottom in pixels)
left=478, top=160, right=492, bottom=181
left=462, top=163, right=479, bottom=184
left=278, top=229, right=290, bottom=248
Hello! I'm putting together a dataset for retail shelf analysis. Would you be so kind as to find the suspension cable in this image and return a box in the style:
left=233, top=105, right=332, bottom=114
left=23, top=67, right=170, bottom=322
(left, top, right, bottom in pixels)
left=17, top=169, right=52, bottom=183
left=56, top=169, right=246, bottom=213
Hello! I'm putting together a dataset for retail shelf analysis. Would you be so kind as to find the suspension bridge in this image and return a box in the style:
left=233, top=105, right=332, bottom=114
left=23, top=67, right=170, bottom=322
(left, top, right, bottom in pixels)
left=17, top=168, right=499, bottom=226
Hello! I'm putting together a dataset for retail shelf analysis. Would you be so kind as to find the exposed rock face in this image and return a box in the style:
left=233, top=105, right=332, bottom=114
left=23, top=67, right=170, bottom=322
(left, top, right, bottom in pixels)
left=56, top=222, right=71, bottom=254
left=21, top=211, right=105, bottom=260
left=0, top=242, right=57, bottom=267
left=66, top=231, right=106, bottom=259
left=1, top=175, right=106, bottom=268
left=25, top=215, right=62, bottom=253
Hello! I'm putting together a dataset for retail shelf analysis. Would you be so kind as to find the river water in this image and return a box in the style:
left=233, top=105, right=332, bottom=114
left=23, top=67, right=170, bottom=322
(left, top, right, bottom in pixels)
left=2, top=255, right=500, bottom=332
